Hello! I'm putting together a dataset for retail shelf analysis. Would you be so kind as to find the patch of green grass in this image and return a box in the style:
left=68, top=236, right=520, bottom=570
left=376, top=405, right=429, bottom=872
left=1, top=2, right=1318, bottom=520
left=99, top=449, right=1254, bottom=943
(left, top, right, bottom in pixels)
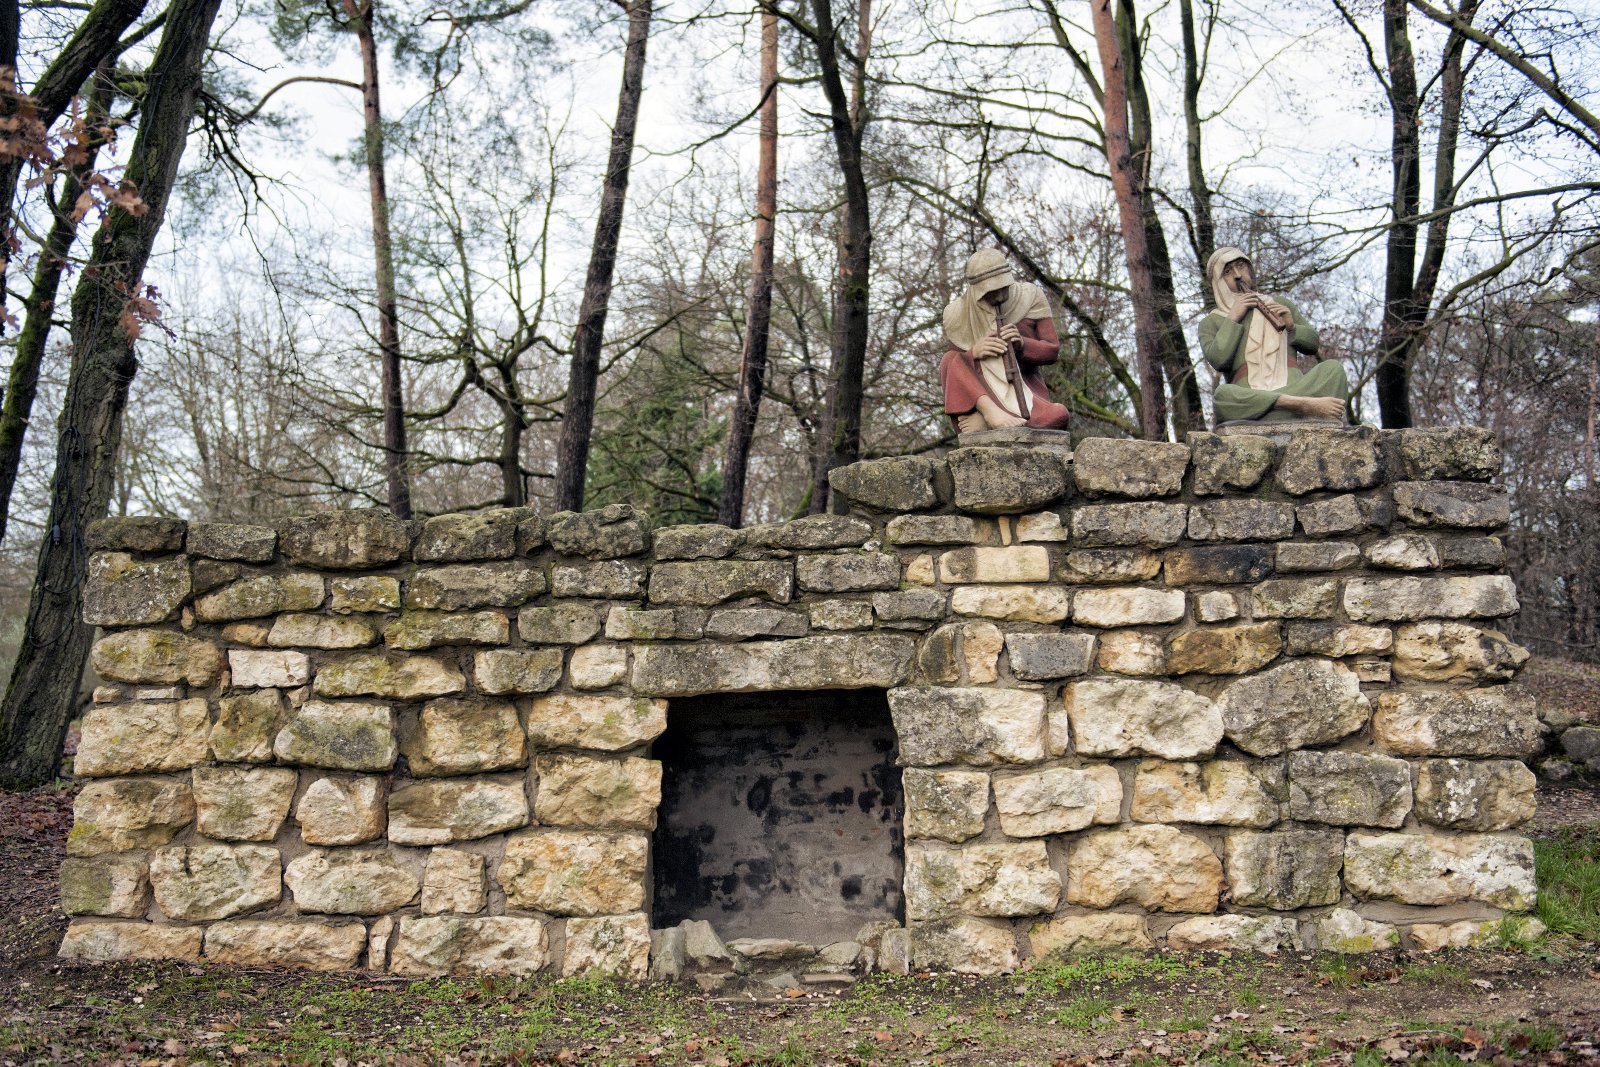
left=1020, top=952, right=1193, bottom=994
left=1535, top=823, right=1600, bottom=941
left=1234, top=977, right=1263, bottom=1010
left=1052, top=994, right=1115, bottom=1030
left=1352, top=1048, right=1386, bottom=1067
left=1156, top=1000, right=1212, bottom=1032
left=1402, top=959, right=1469, bottom=984
left=1314, top=953, right=1366, bottom=987
left=1495, top=1022, right=1561, bottom=1053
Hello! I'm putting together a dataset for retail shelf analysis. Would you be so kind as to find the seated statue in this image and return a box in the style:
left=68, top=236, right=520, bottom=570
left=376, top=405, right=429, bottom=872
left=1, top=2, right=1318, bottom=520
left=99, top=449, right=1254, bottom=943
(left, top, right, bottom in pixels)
left=1199, top=246, right=1350, bottom=424
left=939, top=249, right=1072, bottom=433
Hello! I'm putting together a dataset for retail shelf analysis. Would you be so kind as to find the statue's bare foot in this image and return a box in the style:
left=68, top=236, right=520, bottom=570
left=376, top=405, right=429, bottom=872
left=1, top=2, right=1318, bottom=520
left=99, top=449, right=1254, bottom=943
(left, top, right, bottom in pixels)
left=956, top=412, right=988, bottom=433
left=991, top=413, right=1027, bottom=429
left=1276, top=394, right=1346, bottom=421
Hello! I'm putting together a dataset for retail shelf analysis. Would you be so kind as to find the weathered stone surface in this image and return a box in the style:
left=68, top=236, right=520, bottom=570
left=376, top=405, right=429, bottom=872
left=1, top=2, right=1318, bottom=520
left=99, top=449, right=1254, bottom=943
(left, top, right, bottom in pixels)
left=1224, top=829, right=1344, bottom=909
left=76, top=699, right=210, bottom=777
left=1345, top=832, right=1536, bottom=910
left=1415, top=759, right=1536, bottom=831
left=285, top=849, right=420, bottom=914
left=551, top=560, right=646, bottom=599
left=1394, top=426, right=1500, bottom=480
left=385, top=610, right=509, bottom=651
left=403, top=697, right=525, bottom=776
left=69, top=777, right=193, bottom=856
left=1563, top=726, right=1600, bottom=769
left=1004, top=633, right=1095, bottom=680
left=1195, top=591, right=1239, bottom=622
left=632, top=634, right=913, bottom=696
left=1374, top=687, right=1540, bottom=756
left=727, top=937, right=817, bottom=961
left=653, top=523, right=741, bottom=561
left=1287, top=751, right=1412, bottom=828
left=603, top=606, right=706, bottom=641
left=905, top=841, right=1060, bottom=920
left=547, top=505, right=650, bottom=559
left=88, top=516, right=187, bottom=553
left=1061, top=548, right=1162, bottom=583
left=1164, top=546, right=1273, bottom=586
left=474, top=648, right=563, bottom=695
left=1394, top=481, right=1509, bottom=529
left=1131, top=760, right=1280, bottom=827
left=515, top=605, right=602, bottom=645
left=1392, top=622, right=1528, bottom=684
left=499, top=830, right=648, bottom=916
left=889, top=687, right=1046, bottom=766
left=526, top=693, right=667, bottom=751
left=886, top=515, right=990, bottom=546
left=516, top=516, right=549, bottom=554
left=84, top=553, right=191, bottom=626
left=564, top=914, right=652, bottom=978
left=1438, top=535, right=1504, bottom=568
left=150, top=844, right=280, bottom=921
left=205, top=921, right=367, bottom=970
left=1296, top=494, right=1394, bottom=537
left=1218, top=659, right=1370, bottom=757
left=1073, top=438, right=1188, bottom=498
left=648, top=560, right=792, bottom=606
left=193, top=766, right=298, bottom=841
left=274, top=701, right=397, bottom=771
left=993, top=765, right=1120, bottom=837
left=1248, top=578, right=1338, bottom=619
left=388, top=776, right=529, bottom=844
left=568, top=645, right=628, bottom=689
left=331, top=575, right=401, bottom=613
left=1344, top=575, right=1518, bottom=622
left=266, top=614, right=379, bottom=650
left=61, top=854, right=150, bottom=916
left=1167, top=623, right=1281, bottom=675
left=938, top=546, right=1049, bottom=584
left=392, top=916, right=549, bottom=976
left=195, top=572, right=324, bottom=622
left=947, top=447, right=1068, bottom=514
left=747, top=515, right=874, bottom=551
left=92, top=630, right=223, bottom=687
left=534, top=755, right=661, bottom=829
left=1063, top=679, right=1221, bottom=760
left=1071, top=503, right=1187, bottom=547
left=1029, top=913, right=1153, bottom=957
left=1067, top=825, right=1221, bottom=912
left=1095, top=631, right=1167, bottom=676
left=1283, top=622, right=1392, bottom=657
left=1072, top=587, right=1185, bottom=628
left=910, top=917, right=1020, bottom=975
left=1167, top=915, right=1302, bottom=955
left=413, top=510, right=521, bottom=562
left=790, top=552, right=898, bottom=595
left=903, top=768, right=990, bottom=843
left=1365, top=534, right=1440, bottom=571
left=296, top=776, right=386, bottom=845
left=828, top=456, right=943, bottom=512
left=1409, top=917, right=1545, bottom=952
left=422, top=848, right=486, bottom=914
left=950, top=585, right=1070, bottom=623
left=807, top=599, right=876, bottom=631
left=192, top=560, right=243, bottom=596
left=282, top=510, right=409, bottom=570
left=1188, top=501, right=1296, bottom=542
left=1189, top=432, right=1275, bottom=495
left=1275, top=427, right=1382, bottom=495
left=314, top=653, right=464, bottom=699
left=60, top=921, right=202, bottom=962
left=706, top=606, right=809, bottom=639
left=230, top=649, right=311, bottom=688
left=406, top=562, right=545, bottom=612
left=1276, top=541, right=1360, bottom=572
left=961, top=620, right=1004, bottom=683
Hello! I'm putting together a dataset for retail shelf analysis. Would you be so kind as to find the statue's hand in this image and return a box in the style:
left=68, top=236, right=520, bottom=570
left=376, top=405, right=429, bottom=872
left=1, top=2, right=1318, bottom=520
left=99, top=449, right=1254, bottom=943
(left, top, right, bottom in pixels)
left=1230, top=293, right=1261, bottom=323
left=997, top=324, right=1022, bottom=345
left=972, top=335, right=1008, bottom=359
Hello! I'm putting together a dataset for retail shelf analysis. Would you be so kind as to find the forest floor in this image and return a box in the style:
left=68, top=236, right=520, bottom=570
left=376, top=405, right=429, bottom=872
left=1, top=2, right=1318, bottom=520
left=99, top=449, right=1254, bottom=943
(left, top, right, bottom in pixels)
left=0, top=660, right=1597, bottom=1066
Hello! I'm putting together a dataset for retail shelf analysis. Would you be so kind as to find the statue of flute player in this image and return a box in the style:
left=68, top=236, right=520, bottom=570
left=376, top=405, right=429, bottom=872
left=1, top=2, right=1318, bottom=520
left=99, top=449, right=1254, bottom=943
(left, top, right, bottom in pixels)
left=1199, top=246, right=1350, bottom=424
left=939, top=249, right=1072, bottom=433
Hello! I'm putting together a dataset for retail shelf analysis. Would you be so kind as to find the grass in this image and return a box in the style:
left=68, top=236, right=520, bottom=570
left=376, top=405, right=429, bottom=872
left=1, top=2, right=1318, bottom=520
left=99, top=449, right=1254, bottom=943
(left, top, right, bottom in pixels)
left=1535, top=823, right=1600, bottom=941
left=1019, top=951, right=1194, bottom=995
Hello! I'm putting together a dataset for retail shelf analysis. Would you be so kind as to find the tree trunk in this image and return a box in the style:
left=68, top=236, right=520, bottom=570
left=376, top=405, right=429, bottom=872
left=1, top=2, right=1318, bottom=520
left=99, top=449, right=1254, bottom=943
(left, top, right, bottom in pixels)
left=717, top=2, right=779, bottom=529
left=1178, top=0, right=1215, bottom=277
left=1089, top=0, right=1165, bottom=440
left=1377, top=0, right=1421, bottom=428
left=497, top=363, right=525, bottom=506
left=0, top=0, right=222, bottom=789
left=553, top=0, right=652, bottom=513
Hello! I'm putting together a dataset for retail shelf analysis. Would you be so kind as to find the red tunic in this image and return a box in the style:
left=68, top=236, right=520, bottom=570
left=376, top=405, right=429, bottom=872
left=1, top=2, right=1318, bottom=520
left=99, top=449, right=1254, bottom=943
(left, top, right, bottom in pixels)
left=938, top=317, right=1071, bottom=430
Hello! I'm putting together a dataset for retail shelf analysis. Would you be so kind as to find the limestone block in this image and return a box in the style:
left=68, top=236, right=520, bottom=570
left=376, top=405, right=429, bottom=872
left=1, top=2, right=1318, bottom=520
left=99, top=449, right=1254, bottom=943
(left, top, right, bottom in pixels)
left=149, top=844, right=280, bottom=920
left=1394, top=481, right=1509, bottom=529
left=650, top=562, right=793, bottom=611
left=1563, top=726, right=1600, bottom=769
left=1004, top=633, right=1095, bottom=680
left=915, top=624, right=962, bottom=684
left=391, top=916, right=549, bottom=976
left=69, top=776, right=193, bottom=856
left=1373, top=687, right=1540, bottom=756
left=1223, top=829, right=1344, bottom=909
left=1343, top=575, right=1518, bottom=622
left=910, top=917, right=1020, bottom=975
left=192, top=561, right=241, bottom=596
left=514, top=605, right=602, bottom=645
left=1070, top=503, right=1187, bottom=547
left=313, top=653, right=464, bottom=699
left=413, top=510, right=522, bottom=562
left=526, top=692, right=666, bottom=751
left=604, top=606, right=708, bottom=641
left=331, top=576, right=401, bottom=613
left=1275, top=541, right=1361, bottom=572
left=1072, top=438, right=1188, bottom=497
left=1275, top=427, right=1383, bottom=495
left=229, top=649, right=311, bottom=688
left=388, top=775, right=529, bottom=845
left=83, top=552, right=191, bottom=626
left=1063, top=678, right=1221, bottom=760
left=1189, top=432, right=1275, bottom=495
left=1195, top=591, right=1239, bottom=622
left=1187, top=501, right=1296, bottom=542
left=1438, top=535, right=1505, bottom=568
left=905, top=841, right=1060, bottom=920
left=1095, top=631, right=1167, bottom=676
left=1072, top=586, right=1185, bottom=628
left=1392, top=622, right=1528, bottom=684
left=60, top=921, right=202, bottom=962
left=1131, top=759, right=1280, bottom=828
left=88, top=516, right=187, bottom=552
left=267, top=614, right=379, bottom=650
left=474, top=648, right=564, bottom=695
left=1061, top=550, right=1161, bottom=587
left=551, top=561, right=646, bottom=599
left=193, top=766, right=298, bottom=841
left=1409, top=917, right=1545, bottom=952
left=746, top=514, right=874, bottom=551
left=706, top=606, right=810, bottom=638
left=1067, top=825, right=1221, bottom=912
left=1166, top=915, right=1302, bottom=955
left=653, top=523, right=741, bottom=561
left=1365, top=534, right=1441, bottom=571
left=808, top=599, right=875, bottom=631
left=195, top=572, right=324, bottom=622
left=993, top=765, right=1121, bottom=837
left=385, top=610, right=509, bottom=650
left=564, top=914, right=652, bottom=978
left=1287, top=751, right=1412, bottom=828
left=534, top=754, right=661, bottom=829
left=1394, top=426, right=1500, bottom=480
left=827, top=456, right=944, bottom=512
left=204, top=921, right=366, bottom=971
left=1297, top=493, right=1394, bottom=537
left=796, top=552, right=901, bottom=593
left=1017, top=511, right=1067, bottom=542
left=1167, top=623, right=1281, bottom=675
left=60, top=855, right=151, bottom=917
left=1028, top=913, right=1153, bottom=957
left=1163, top=546, right=1273, bottom=586
left=903, top=768, right=990, bottom=843
left=273, top=701, right=397, bottom=771
left=92, top=630, right=223, bottom=687
left=1217, top=659, right=1369, bottom=757
left=569, top=645, right=628, bottom=689
left=517, top=516, right=548, bottom=554
left=962, top=620, right=1004, bottom=683
left=886, top=515, right=991, bottom=546
left=422, top=849, right=486, bottom=915
left=498, top=830, right=648, bottom=916
left=1250, top=578, right=1338, bottom=619
left=406, top=562, right=546, bottom=611
left=296, top=776, right=386, bottom=845
left=548, top=505, right=650, bottom=559
left=403, top=697, right=526, bottom=776
left=1344, top=832, right=1536, bottom=910
left=281, top=510, right=409, bottom=569
left=75, top=699, right=210, bottom=777
left=727, top=938, right=817, bottom=961
left=950, top=585, right=1070, bottom=623
left=889, top=687, right=1046, bottom=766
left=947, top=447, right=1068, bottom=514
left=631, top=634, right=913, bottom=696
left=1282, top=623, right=1392, bottom=657
left=285, top=849, right=420, bottom=914
left=1414, top=759, right=1537, bottom=831
left=938, top=546, right=1049, bottom=585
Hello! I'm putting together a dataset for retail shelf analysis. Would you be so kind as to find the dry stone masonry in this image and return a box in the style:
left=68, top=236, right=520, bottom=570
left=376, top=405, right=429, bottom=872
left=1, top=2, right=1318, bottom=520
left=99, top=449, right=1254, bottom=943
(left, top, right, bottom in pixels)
left=62, top=425, right=1545, bottom=980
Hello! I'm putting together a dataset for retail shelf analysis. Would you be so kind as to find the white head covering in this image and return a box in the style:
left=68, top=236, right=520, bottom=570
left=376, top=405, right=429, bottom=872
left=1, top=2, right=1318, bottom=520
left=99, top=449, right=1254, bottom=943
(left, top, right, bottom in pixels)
left=1206, top=246, right=1288, bottom=392
left=942, top=250, right=1053, bottom=418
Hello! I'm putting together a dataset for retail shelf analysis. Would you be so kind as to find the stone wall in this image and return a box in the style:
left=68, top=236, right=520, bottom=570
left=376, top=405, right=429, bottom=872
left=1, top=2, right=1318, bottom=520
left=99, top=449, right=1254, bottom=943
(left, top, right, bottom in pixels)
left=61, top=425, right=1543, bottom=978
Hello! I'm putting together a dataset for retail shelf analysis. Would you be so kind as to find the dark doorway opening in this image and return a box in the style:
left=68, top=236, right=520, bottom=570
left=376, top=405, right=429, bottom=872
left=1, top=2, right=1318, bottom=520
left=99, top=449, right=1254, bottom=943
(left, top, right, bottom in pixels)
left=650, top=689, right=903, bottom=944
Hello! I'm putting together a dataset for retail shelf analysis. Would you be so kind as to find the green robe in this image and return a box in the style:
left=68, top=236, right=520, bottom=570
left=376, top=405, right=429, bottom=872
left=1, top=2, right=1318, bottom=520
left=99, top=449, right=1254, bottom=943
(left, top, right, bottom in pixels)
left=1199, top=298, right=1349, bottom=423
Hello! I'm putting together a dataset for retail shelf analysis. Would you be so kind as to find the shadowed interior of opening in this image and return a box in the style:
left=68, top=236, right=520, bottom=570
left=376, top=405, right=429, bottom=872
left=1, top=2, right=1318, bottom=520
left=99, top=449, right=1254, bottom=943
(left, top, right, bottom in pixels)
left=650, top=689, right=903, bottom=944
